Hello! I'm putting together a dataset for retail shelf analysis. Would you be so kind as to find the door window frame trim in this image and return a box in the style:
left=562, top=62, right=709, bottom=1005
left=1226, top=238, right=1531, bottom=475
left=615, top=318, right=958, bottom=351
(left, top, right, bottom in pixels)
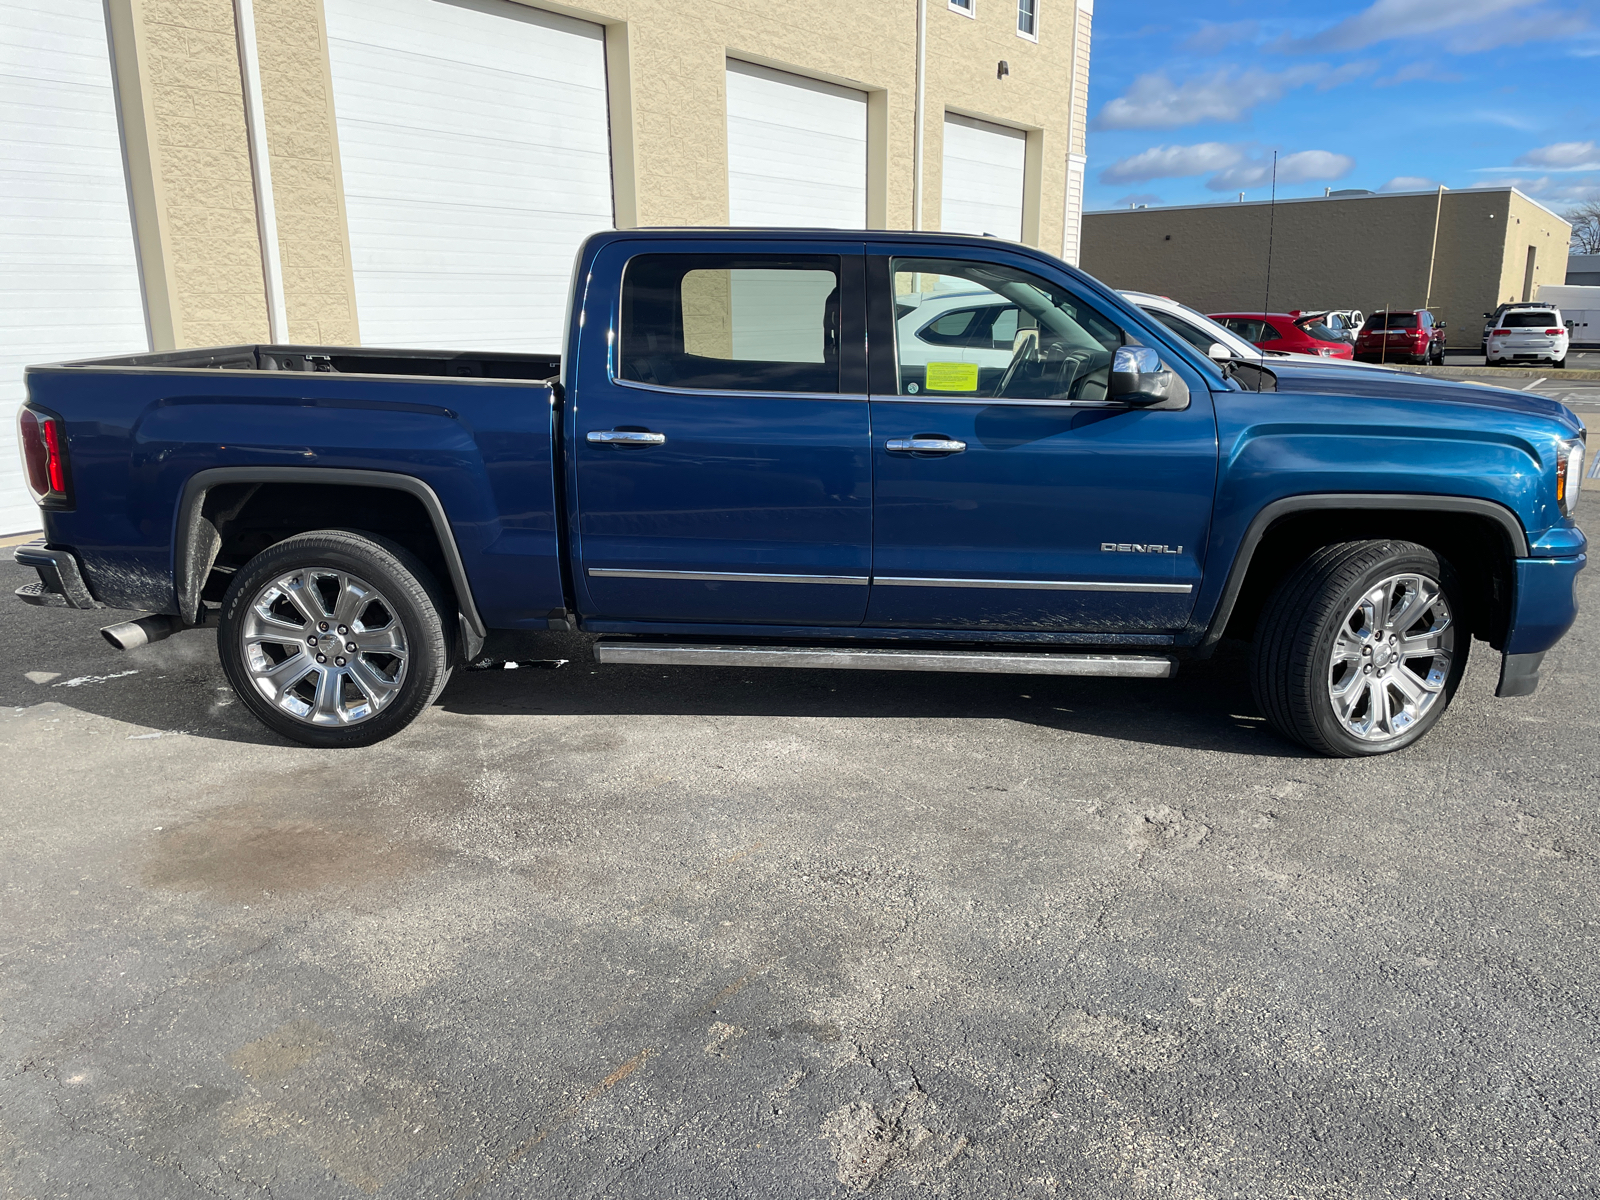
left=605, top=244, right=869, bottom=399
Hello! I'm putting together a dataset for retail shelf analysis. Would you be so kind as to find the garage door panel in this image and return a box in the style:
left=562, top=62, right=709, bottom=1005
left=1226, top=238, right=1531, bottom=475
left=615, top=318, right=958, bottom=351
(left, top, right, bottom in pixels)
left=326, top=0, right=613, bottom=352
left=1, top=0, right=147, bottom=533
left=726, top=60, right=867, bottom=229
left=940, top=114, right=1026, bottom=242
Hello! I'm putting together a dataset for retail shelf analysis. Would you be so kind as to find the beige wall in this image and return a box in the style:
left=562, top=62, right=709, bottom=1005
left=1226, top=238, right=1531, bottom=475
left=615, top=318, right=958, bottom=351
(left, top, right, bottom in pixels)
left=250, top=0, right=359, bottom=345
left=109, top=0, right=1092, bottom=349
left=108, top=0, right=271, bottom=349
left=1496, top=191, right=1572, bottom=311
left=1079, top=189, right=1575, bottom=344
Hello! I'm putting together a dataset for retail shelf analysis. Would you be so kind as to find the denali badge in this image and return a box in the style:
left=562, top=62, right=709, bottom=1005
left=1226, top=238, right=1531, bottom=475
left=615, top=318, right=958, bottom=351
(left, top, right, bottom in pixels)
left=1102, top=542, right=1182, bottom=554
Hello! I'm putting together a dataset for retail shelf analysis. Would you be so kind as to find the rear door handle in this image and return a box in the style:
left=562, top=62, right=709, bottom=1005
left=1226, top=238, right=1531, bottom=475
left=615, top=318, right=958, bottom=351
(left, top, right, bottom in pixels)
left=587, top=429, right=666, bottom=446
left=886, top=436, right=966, bottom=454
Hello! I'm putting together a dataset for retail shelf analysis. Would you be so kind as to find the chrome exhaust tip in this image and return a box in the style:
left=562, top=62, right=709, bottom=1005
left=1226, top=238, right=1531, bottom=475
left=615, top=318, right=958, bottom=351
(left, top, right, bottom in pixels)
left=101, top=614, right=180, bottom=651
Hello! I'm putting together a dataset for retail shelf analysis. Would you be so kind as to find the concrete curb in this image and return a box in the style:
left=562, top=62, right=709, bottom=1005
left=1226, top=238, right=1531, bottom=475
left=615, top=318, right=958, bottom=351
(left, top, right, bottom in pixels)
left=1395, top=364, right=1600, bottom=383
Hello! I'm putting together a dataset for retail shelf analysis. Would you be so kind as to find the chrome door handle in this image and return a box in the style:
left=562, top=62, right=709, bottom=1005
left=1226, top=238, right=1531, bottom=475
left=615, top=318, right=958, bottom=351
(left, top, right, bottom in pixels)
left=587, top=429, right=666, bottom=445
left=886, top=436, right=966, bottom=454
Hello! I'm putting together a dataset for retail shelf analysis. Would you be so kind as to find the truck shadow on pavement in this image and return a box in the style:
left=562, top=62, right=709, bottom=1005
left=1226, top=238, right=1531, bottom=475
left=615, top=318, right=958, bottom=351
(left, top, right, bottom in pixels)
left=16, top=635, right=1309, bottom=758
left=431, top=630, right=1310, bottom=759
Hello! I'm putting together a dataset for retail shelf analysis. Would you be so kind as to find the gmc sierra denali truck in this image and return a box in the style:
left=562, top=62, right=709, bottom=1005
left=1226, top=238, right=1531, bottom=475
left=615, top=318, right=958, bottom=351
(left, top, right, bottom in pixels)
left=14, top=229, right=1588, bottom=755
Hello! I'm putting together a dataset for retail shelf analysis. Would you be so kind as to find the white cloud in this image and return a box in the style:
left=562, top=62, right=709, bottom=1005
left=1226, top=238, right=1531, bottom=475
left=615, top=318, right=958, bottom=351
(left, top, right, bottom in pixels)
left=1375, top=61, right=1465, bottom=86
left=1181, top=20, right=1259, bottom=55
left=1316, top=60, right=1380, bottom=89
left=1381, top=176, right=1441, bottom=191
left=1285, top=0, right=1544, bottom=51
left=1207, top=150, right=1356, bottom=191
left=1442, top=8, right=1588, bottom=50
left=1101, top=143, right=1247, bottom=184
left=1102, top=144, right=1356, bottom=192
left=1092, top=66, right=1330, bottom=130
left=1470, top=174, right=1600, bottom=204
left=1515, top=141, right=1600, bottom=169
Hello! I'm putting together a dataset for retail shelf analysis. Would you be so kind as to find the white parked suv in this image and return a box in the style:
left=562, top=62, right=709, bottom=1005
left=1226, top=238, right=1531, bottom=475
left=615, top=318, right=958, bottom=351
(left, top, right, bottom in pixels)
left=1486, top=307, right=1569, bottom=368
left=894, top=290, right=1020, bottom=374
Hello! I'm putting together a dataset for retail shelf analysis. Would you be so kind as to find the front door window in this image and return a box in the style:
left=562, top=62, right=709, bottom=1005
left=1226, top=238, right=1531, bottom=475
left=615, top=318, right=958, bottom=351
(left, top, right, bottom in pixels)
left=892, top=258, right=1123, bottom=402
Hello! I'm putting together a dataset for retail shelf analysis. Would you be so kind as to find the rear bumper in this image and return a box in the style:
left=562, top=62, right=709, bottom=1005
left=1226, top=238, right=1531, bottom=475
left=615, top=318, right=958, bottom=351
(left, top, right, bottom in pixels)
left=1496, top=554, right=1585, bottom=697
left=12, top=540, right=98, bottom=610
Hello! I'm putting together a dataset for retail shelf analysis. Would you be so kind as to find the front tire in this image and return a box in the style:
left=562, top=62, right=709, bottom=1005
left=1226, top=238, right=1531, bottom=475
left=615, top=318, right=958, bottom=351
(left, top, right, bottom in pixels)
left=218, top=530, right=453, bottom=747
left=1252, top=541, right=1467, bottom=757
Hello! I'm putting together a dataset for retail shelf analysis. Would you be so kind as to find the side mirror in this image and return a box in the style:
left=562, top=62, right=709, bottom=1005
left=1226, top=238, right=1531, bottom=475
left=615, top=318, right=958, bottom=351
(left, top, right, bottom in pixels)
left=1437, top=322, right=1447, bottom=330
left=1112, top=346, right=1187, bottom=408
left=1207, top=341, right=1232, bottom=363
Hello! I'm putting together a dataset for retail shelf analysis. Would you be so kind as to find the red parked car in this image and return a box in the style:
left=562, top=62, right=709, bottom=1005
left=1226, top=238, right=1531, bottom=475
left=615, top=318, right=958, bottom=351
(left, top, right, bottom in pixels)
left=1208, top=312, right=1356, bottom=359
left=1354, top=309, right=1446, bottom=364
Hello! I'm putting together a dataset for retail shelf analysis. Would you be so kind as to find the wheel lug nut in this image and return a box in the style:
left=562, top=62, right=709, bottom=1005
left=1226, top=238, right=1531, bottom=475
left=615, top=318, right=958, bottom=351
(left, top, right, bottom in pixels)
left=307, top=635, right=318, bottom=646
left=338, top=625, right=348, bottom=635
left=1364, top=664, right=1372, bottom=673
left=1362, top=646, right=1371, bottom=655
left=346, top=642, right=357, bottom=652
left=319, top=622, right=329, bottom=632
left=335, top=657, right=346, bottom=667
left=316, top=654, right=327, bottom=663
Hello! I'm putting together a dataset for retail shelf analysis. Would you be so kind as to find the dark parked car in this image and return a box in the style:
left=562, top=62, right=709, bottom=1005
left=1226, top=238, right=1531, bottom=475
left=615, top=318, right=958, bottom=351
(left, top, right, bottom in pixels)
left=1356, top=310, right=1446, bottom=364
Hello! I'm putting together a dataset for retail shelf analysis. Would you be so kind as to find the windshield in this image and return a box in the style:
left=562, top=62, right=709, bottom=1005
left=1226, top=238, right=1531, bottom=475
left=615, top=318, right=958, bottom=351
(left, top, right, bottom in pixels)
left=1365, top=313, right=1418, bottom=330
left=1502, top=311, right=1558, bottom=328
left=1141, top=303, right=1250, bottom=357
left=1298, top=320, right=1341, bottom=341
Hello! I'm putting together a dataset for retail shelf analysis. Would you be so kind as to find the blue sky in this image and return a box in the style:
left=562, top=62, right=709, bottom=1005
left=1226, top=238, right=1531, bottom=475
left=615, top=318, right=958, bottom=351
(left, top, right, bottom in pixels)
left=1084, top=0, right=1600, bottom=217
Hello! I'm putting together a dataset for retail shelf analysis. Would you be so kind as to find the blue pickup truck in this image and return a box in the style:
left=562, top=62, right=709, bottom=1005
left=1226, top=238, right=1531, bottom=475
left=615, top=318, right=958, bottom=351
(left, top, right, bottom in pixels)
left=14, top=229, right=1588, bottom=755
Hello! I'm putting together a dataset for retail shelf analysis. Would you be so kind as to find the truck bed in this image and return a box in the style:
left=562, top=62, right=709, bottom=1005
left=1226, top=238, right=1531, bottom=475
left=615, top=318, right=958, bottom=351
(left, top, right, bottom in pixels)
left=24, top=343, right=570, bottom=635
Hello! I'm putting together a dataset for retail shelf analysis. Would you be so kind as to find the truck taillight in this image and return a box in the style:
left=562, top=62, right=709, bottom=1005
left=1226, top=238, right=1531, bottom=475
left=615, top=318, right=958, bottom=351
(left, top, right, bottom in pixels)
left=18, top=406, right=73, bottom=508
left=1493, top=329, right=1511, bottom=335
left=1546, top=328, right=1564, bottom=336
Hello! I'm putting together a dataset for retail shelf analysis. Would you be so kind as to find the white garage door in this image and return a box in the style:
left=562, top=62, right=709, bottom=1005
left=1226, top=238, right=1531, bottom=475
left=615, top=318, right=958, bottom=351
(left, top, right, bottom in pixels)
left=940, top=114, right=1026, bottom=242
left=324, top=0, right=614, bottom=353
left=0, top=0, right=147, bottom=535
left=726, top=60, right=867, bottom=228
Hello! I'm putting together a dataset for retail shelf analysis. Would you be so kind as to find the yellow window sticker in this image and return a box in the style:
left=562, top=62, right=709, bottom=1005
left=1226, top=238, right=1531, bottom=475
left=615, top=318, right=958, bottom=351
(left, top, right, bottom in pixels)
left=923, top=361, right=980, bottom=392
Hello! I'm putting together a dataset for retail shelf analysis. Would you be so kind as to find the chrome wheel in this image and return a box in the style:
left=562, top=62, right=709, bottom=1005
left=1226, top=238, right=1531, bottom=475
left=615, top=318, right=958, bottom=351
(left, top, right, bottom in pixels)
left=240, top=567, right=408, bottom=726
left=1326, top=572, right=1454, bottom=743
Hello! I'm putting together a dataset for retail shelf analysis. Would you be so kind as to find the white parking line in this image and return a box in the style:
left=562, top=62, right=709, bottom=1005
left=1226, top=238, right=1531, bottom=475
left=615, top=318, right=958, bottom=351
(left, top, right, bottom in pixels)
left=1522, top=378, right=1548, bottom=390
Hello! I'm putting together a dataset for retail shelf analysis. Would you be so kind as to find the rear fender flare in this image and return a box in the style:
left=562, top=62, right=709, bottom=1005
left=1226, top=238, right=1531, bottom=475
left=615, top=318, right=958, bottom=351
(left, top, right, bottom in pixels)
left=175, top=466, right=486, bottom=638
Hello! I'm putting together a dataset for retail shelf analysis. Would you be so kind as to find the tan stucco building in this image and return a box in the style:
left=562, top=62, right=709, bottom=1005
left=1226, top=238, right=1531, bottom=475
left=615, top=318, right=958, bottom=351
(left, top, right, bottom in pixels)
left=1079, top=187, right=1573, bottom=344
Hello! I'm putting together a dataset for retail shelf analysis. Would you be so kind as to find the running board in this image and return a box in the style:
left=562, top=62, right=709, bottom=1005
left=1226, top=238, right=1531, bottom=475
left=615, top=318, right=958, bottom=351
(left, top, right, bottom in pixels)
left=592, top=642, right=1176, bottom=678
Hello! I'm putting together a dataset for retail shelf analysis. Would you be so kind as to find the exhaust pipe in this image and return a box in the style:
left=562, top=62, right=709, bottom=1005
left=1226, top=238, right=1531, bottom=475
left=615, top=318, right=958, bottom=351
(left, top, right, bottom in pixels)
left=101, top=614, right=181, bottom=651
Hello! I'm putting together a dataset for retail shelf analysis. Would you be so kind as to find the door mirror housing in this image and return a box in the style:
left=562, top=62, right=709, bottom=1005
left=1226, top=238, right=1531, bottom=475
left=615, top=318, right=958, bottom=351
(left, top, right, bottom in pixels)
left=1206, top=341, right=1232, bottom=363
left=1112, top=346, right=1188, bottom=409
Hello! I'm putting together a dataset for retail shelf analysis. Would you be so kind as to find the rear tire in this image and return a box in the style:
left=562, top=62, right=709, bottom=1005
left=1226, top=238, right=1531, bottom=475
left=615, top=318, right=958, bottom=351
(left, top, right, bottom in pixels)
left=218, top=530, right=454, bottom=747
left=1251, top=541, right=1468, bottom=757
left=1552, top=356, right=1566, bottom=369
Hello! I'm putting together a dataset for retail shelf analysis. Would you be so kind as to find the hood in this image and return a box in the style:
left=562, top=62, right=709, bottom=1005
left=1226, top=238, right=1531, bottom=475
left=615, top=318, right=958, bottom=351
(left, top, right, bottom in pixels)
left=1258, top=361, right=1580, bottom=426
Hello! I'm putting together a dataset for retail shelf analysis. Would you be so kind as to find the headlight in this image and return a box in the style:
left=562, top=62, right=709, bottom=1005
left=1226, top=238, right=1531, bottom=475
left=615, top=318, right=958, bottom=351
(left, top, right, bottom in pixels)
left=1557, top=438, right=1585, bottom=518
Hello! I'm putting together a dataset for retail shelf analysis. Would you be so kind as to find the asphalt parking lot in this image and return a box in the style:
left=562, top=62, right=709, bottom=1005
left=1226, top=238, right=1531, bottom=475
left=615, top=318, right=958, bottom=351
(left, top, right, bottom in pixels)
left=2, top=400, right=1596, bottom=1198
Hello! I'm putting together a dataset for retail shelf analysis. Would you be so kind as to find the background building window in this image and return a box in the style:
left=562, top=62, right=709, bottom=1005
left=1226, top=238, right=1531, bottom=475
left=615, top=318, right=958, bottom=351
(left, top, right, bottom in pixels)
left=949, top=0, right=975, bottom=16
left=1017, top=0, right=1037, bottom=38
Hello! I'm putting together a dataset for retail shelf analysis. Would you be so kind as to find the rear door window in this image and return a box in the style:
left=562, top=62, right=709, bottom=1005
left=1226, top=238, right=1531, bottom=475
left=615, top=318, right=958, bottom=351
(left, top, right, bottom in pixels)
left=619, top=253, right=843, bottom=393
